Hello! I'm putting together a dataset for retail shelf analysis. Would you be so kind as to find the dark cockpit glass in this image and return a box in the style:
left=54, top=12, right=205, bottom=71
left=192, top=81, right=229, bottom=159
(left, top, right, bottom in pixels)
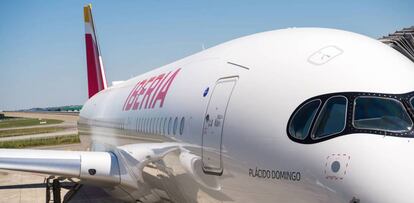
left=288, top=99, right=321, bottom=140
left=353, top=97, right=413, bottom=132
left=313, top=96, right=347, bottom=139
left=410, top=97, right=414, bottom=110
left=288, top=92, right=414, bottom=144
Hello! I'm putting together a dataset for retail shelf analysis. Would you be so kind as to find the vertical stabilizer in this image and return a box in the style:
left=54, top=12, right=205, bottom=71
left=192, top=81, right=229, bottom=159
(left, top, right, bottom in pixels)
left=84, top=4, right=107, bottom=98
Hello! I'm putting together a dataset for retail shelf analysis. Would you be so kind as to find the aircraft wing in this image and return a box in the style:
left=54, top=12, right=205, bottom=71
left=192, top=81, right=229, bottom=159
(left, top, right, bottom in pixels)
left=0, top=142, right=215, bottom=191
left=0, top=143, right=183, bottom=186
left=0, top=149, right=121, bottom=185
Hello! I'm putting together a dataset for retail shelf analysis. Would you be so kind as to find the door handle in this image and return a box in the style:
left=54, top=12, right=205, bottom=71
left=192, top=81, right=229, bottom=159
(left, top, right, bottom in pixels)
left=214, top=114, right=223, bottom=127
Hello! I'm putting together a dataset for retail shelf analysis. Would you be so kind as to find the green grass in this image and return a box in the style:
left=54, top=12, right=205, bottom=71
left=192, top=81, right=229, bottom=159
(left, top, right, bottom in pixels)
left=0, top=127, right=66, bottom=138
left=0, top=118, right=63, bottom=129
left=0, top=134, right=80, bottom=148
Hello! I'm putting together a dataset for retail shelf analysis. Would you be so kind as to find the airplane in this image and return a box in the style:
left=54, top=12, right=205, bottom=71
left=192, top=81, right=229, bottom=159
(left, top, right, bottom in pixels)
left=1, top=4, right=414, bottom=203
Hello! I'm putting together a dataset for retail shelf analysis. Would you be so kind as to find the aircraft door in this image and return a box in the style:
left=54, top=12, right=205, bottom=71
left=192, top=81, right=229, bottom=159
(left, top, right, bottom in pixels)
left=202, top=77, right=237, bottom=175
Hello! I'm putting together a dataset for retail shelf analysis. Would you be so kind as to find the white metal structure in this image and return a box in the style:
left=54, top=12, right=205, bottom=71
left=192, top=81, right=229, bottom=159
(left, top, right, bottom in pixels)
left=1, top=5, right=414, bottom=203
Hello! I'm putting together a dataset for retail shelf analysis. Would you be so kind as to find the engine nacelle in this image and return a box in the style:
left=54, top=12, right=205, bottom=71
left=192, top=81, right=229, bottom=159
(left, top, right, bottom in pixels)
left=79, top=152, right=120, bottom=185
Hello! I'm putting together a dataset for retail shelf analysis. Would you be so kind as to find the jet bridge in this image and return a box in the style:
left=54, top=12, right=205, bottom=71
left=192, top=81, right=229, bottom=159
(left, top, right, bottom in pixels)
left=379, top=26, right=414, bottom=63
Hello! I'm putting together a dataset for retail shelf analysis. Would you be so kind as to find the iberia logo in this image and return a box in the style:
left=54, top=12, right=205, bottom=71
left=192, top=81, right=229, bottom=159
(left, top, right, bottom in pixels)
left=123, top=68, right=181, bottom=111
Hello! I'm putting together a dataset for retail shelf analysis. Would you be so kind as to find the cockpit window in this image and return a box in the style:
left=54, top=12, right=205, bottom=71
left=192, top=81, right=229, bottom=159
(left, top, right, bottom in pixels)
left=288, top=99, right=321, bottom=140
left=353, top=97, right=413, bottom=132
left=410, top=97, right=414, bottom=109
left=288, top=91, right=414, bottom=144
left=313, top=96, right=347, bottom=139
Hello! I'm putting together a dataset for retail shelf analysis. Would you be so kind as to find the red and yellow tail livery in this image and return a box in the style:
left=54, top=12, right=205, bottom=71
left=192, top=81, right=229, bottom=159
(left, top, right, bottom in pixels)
left=84, top=4, right=107, bottom=98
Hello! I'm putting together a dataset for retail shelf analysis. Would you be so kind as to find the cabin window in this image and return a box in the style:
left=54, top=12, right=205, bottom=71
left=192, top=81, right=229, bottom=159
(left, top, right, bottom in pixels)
left=136, top=118, right=141, bottom=132
left=151, top=118, right=154, bottom=134
left=158, top=118, right=161, bottom=134
left=288, top=99, right=321, bottom=140
left=162, top=118, right=165, bottom=135
left=150, top=118, right=157, bottom=134
left=166, top=118, right=168, bottom=134
left=155, top=118, right=161, bottom=134
left=153, top=118, right=156, bottom=134
left=146, top=118, right=150, bottom=133
left=163, top=118, right=167, bottom=135
left=160, top=118, right=163, bottom=134
left=142, top=118, right=145, bottom=132
left=147, top=118, right=150, bottom=133
left=156, top=118, right=160, bottom=134
left=154, top=118, right=157, bottom=134
left=156, top=118, right=159, bottom=134
left=353, top=96, right=413, bottom=132
left=313, top=96, right=347, bottom=139
left=148, top=118, right=151, bottom=134
left=168, top=117, right=172, bottom=135
left=180, top=117, right=185, bottom=135
left=173, top=117, right=178, bottom=135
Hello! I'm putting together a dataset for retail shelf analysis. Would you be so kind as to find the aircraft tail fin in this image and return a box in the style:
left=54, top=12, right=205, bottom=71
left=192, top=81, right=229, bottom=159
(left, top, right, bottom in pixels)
left=84, top=4, right=107, bottom=98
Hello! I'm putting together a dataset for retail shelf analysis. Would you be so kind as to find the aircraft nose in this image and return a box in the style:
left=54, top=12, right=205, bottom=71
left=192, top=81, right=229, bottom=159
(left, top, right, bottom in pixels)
left=342, top=145, right=414, bottom=203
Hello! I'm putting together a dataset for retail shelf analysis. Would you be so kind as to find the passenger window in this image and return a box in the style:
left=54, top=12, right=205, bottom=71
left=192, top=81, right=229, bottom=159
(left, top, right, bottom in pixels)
left=147, top=118, right=150, bottom=133
left=150, top=118, right=154, bottom=134
left=137, top=118, right=140, bottom=132
left=152, top=118, right=156, bottom=134
left=168, top=117, right=172, bottom=135
left=180, top=117, right=185, bottom=135
left=163, top=118, right=167, bottom=135
left=142, top=118, right=146, bottom=133
left=146, top=118, right=151, bottom=133
left=154, top=118, right=157, bottom=134
left=158, top=118, right=162, bottom=134
left=162, top=118, right=167, bottom=135
left=354, top=97, right=413, bottom=132
left=153, top=118, right=156, bottom=134
left=173, top=117, right=178, bottom=135
left=313, top=96, right=347, bottom=139
left=289, top=99, right=321, bottom=140
left=148, top=118, right=151, bottom=134
left=156, top=118, right=160, bottom=134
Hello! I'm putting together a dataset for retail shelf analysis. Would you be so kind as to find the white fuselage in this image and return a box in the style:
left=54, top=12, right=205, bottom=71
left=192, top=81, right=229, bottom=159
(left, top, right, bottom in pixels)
left=79, top=28, right=414, bottom=203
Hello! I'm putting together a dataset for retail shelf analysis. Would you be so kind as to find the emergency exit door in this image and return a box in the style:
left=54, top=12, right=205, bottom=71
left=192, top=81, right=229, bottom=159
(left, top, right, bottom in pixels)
left=202, top=77, right=237, bottom=175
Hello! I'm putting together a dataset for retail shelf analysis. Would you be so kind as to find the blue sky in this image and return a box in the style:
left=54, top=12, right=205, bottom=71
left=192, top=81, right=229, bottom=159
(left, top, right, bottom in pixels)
left=1, top=0, right=413, bottom=110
